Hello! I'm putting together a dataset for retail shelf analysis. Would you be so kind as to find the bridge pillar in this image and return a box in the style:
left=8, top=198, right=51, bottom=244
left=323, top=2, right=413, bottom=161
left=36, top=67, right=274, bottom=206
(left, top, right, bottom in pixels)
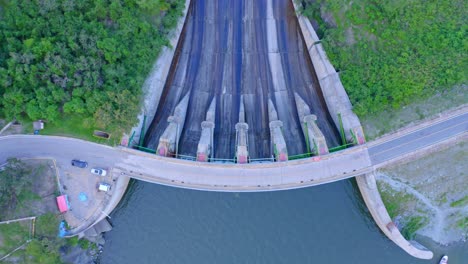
left=196, top=99, right=216, bottom=162
left=294, top=93, right=329, bottom=155
left=268, top=99, right=288, bottom=162
left=235, top=96, right=249, bottom=164
left=156, top=93, right=190, bottom=157
left=235, top=123, right=249, bottom=164
left=303, top=115, right=329, bottom=155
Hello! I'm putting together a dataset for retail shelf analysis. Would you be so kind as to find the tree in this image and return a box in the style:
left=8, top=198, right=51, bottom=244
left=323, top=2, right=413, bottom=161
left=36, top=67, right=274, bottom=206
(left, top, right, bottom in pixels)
left=0, top=0, right=185, bottom=133
left=0, top=158, right=32, bottom=214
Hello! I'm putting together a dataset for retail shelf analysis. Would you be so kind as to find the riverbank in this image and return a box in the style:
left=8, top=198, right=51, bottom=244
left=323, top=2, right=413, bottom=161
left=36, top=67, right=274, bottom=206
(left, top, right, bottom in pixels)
left=297, top=0, right=467, bottom=247
left=0, top=159, right=100, bottom=263
left=376, top=140, right=467, bottom=245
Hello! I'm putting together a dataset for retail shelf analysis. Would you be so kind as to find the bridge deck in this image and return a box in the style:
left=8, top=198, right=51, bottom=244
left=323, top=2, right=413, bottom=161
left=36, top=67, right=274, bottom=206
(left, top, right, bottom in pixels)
left=1, top=108, right=465, bottom=192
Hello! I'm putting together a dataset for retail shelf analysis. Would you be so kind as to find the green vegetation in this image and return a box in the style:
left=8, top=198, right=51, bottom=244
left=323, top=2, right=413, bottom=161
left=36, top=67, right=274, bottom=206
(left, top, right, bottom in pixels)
left=301, top=0, right=466, bottom=117
left=0, top=0, right=185, bottom=140
left=0, top=158, right=33, bottom=216
left=450, top=195, right=468, bottom=208
left=377, top=182, right=413, bottom=219
left=0, top=222, right=30, bottom=255
left=39, top=114, right=112, bottom=144
left=35, top=213, right=61, bottom=238
left=377, top=182, right=430, bottom=240
left=401, top=216, right=428, bottom=240
left=457, top=218, right=468, bottom=231
left=24, top=239, right=62, bottom=264
left=0, top=159, right=98, bottom=263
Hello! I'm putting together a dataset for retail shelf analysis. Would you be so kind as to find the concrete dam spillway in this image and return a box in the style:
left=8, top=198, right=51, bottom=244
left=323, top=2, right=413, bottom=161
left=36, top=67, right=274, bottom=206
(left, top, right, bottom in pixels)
left=144, top=0, right=341, bottom=160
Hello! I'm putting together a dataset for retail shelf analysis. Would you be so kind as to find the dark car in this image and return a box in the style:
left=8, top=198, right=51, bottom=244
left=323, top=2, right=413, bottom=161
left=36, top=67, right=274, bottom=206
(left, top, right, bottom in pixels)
left=71, top=159, right=88, bottom=168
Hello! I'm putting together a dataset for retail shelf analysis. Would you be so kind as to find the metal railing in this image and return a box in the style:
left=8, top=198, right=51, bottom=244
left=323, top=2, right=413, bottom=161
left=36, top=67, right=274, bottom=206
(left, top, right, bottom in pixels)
left=129, top=141, right=356, bottom=163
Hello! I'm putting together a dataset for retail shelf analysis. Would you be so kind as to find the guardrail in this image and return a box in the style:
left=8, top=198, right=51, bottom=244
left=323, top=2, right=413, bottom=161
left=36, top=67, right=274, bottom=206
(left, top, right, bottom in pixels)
left=128, top=141, right=356, bottom=163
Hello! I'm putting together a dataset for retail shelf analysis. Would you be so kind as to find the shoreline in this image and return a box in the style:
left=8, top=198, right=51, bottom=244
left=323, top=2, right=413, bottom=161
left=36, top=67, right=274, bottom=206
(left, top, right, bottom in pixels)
left=376, top=141, right=467, bottom=246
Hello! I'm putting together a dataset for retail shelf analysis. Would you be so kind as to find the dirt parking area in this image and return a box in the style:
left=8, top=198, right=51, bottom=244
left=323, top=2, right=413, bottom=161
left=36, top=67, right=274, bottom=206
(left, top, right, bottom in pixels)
left=58, top=164, right=117, bottom=229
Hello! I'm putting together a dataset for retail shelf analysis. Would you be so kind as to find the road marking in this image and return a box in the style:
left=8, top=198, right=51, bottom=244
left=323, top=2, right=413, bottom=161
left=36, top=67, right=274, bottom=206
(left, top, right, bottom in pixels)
left=368, top=111, right=468, bottom=147
left=370, top=121, right=467, bottom=161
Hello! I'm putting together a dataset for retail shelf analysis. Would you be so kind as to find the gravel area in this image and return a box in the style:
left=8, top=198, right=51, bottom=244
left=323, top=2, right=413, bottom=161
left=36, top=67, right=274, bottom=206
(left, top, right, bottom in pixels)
left=377, top=142, right=468, bottom=245
left=362, top=84, right=467, bottom=140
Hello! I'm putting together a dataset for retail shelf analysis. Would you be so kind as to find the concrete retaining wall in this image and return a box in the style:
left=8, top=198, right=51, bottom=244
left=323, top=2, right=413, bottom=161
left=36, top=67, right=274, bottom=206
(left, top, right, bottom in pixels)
left=292, top=2, right=365, bottom=144
left=0, top=121, right=12, bottom=136
left=129, top=0, right=192, bottom=145
left=67, top=174, right=131, bottom=238
left=356, top=173, right=433, bottom=259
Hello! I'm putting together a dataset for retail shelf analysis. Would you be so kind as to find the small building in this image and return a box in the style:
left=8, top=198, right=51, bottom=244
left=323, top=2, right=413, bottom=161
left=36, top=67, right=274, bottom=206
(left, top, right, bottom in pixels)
left=33, top=120, right=44, bottom=135
left=56, top=195, right=70, bottom=213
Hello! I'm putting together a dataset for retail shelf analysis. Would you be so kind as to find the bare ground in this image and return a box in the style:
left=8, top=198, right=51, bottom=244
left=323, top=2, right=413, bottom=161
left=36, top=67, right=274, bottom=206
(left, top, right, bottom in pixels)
left=376, top=142, right=468, bottom=245
left=362, top=84, right=467, bottom=140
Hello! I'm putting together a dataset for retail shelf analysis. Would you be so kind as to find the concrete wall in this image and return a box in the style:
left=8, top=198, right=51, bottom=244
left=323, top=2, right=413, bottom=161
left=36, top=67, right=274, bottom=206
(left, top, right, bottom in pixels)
left=129, top=0, right=192, bottom=146
left=291, top=2, right=365, bottom=144
left=356, top=173, right=433, bottom=259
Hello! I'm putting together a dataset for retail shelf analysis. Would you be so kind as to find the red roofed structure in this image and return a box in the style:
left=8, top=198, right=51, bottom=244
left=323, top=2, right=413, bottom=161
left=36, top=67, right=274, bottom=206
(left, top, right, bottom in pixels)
left=56, top=195, right=69, bottom=213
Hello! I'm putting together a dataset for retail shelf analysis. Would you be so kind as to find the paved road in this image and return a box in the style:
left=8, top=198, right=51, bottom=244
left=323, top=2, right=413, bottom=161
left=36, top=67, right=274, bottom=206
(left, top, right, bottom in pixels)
left=1, top=109, right=466, bottom=192
left=368, top=111, right=468, bottom=164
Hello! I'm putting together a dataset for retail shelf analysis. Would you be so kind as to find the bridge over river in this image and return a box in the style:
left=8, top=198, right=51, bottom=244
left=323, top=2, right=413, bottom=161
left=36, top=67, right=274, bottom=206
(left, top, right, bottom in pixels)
left=1, top=0, right=466, bottom=259
left=0, top=108, right=465, bottom=260
left=1, top=110, right=465, bottom=191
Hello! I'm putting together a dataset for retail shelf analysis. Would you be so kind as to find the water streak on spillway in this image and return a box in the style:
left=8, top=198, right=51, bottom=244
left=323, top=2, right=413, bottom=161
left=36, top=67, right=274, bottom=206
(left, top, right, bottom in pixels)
left=145, top=0, right=340, bottom=159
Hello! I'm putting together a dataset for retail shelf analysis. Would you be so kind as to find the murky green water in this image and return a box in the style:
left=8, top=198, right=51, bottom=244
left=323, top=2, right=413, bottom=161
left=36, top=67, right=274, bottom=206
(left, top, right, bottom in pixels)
left=99, top=179, right=467, bottom=264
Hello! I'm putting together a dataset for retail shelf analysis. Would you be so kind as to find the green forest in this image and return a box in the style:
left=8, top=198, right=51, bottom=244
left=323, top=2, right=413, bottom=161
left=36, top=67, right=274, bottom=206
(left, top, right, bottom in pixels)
left=302, top=0, right=467, bottom=117
left=0, top=0, right=184, bottom=136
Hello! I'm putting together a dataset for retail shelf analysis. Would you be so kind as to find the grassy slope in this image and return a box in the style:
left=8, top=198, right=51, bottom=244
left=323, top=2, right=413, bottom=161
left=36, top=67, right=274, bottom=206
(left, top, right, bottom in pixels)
left=301, top=0, right=467, bottom=134
left=0, top=159, right=61, bottom=262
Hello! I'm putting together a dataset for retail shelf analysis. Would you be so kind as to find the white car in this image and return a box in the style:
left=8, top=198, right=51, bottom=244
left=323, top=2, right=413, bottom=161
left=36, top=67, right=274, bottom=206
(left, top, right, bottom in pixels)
left=98, top=183, right=111, bottom=192
left=91, top=168, right=107, bottom=176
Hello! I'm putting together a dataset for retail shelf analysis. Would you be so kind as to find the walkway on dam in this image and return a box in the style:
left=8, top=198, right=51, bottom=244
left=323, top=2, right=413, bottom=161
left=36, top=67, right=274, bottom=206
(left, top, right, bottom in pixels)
left=1, top=109, right=466, bottom=192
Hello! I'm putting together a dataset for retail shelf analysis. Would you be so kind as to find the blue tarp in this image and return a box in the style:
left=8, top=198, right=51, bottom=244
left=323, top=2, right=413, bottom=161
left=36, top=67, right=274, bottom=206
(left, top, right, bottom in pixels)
left=78, top=192, right=88, bottom=202
left=58, top=220, right=67, bottom=237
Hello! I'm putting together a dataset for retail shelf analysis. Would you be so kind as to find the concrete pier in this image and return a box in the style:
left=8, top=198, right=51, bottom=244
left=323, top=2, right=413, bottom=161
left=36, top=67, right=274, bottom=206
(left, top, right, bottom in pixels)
left=291, top=2, right=365, bottom=145
left=128, top=0, right=192, bottom=146
left=235, top=96, right=249, bottom=164
left=157, top=93, right=190, bottom=157
left=356, top=173, right=434, bottom=259
left=196, top=99, right=216, bottom=162
left=268, top=99, right=288, bottom=162
left=294, top=93, right=329, bottom=155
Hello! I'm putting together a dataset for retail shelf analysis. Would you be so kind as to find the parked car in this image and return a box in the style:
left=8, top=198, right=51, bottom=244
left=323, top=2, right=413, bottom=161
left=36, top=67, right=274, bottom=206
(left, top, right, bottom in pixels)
left=91, top=168, right=107, bottom=176
left=71, top=159, right=88, bottom=168
left=98, top=183, right=111, bottom=192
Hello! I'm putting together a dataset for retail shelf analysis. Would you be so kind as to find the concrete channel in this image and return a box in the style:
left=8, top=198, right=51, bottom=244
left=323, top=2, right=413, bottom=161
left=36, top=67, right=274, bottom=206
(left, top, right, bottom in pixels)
left=125, top=0, right=431, bottom=259
left=291, top=3, right=433, bottom=259
left=144, top=0, right=341, bottom=160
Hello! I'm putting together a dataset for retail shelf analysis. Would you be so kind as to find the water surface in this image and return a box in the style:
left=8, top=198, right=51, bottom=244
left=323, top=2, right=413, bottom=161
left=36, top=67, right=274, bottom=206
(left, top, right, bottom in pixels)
left=100, top=180, right=467, bottom=263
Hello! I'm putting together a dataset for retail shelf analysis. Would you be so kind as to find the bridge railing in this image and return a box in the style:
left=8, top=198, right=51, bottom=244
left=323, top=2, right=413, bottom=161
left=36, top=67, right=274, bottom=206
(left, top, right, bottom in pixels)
left=127, top=142, right=356, bottom=163
left=249, top=157, right=275, bottom=163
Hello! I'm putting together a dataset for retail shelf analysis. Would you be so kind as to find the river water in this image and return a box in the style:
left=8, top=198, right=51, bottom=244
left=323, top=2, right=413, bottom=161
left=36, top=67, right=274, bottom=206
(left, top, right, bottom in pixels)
left=101, top=0, right=467, bottom=262
left=99, top=179, right=467, bottom=264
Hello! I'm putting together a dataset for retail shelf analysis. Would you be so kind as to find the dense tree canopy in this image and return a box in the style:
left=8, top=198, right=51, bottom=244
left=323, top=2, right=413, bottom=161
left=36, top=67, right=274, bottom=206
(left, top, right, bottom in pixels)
left=302, top=0, right=467, bottom=116
left=0, top=0, right=184, bottom=132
